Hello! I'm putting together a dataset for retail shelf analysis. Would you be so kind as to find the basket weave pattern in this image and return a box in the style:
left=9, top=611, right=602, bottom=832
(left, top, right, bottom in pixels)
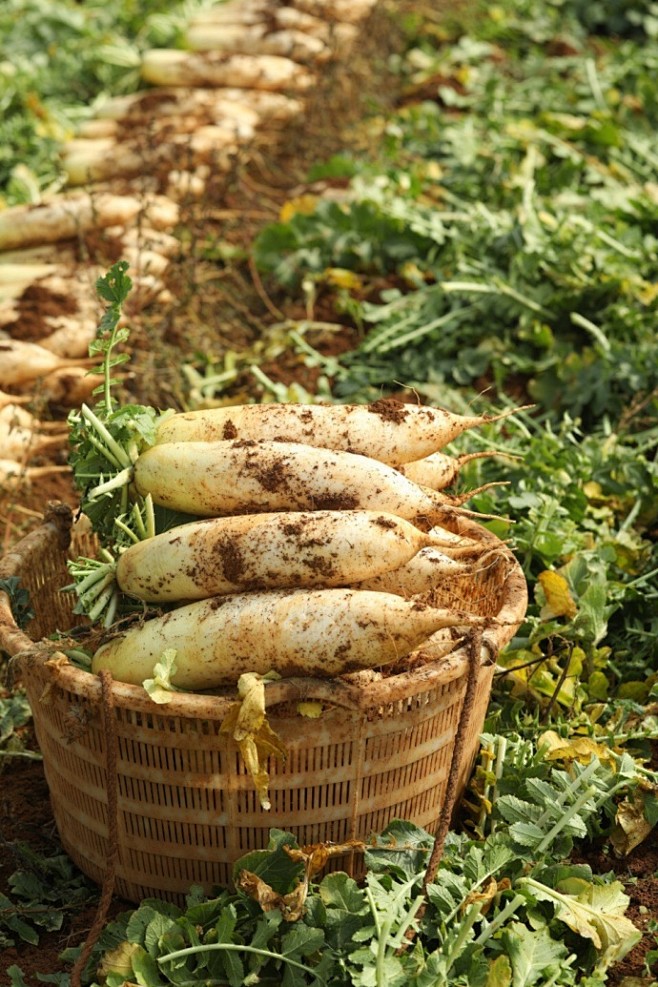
left=1, top=505, right=527, bottom=904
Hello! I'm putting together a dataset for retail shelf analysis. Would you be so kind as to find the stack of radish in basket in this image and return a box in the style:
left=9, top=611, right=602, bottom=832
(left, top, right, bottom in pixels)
left=71, top=393, right=522, bottom=692
left=66, top=263, right=526, bottom=695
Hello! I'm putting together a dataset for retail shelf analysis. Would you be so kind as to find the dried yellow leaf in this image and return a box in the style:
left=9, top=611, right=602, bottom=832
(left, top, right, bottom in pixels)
left=538, top=570, right=578, bottom=620
left=220, top=673, right=287, bottom=810
left=279, top=194, right=318, bottom=223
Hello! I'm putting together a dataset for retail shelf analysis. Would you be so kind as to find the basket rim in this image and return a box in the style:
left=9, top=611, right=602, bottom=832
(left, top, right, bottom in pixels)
left=2, top=504, right=528, bottom=719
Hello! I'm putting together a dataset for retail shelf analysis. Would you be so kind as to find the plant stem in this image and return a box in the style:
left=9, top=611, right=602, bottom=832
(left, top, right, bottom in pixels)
left=157, top=943, right=326, bottom=983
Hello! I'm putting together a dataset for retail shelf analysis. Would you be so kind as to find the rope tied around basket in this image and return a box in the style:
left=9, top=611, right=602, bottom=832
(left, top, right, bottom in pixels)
left=423, top=625, right=495, bottom=888
left=70, top=669, right=119, bottom=987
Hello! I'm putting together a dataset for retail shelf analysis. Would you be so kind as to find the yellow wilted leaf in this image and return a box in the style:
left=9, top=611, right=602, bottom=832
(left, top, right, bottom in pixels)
left=610, top=791, right=655, bottom=857
left=237, top=869, right=309, bottom=921
left=464, top=877, right=511, bottom=916
left=322, top=267, right=363, bottom=291
left=538, top=730, right=616, bottom=766
left=486, top=954, right=512, bottom=987
left=279, top=194, right=318, bottom=223
left=97, top=941, right=142, bottom=980
left=220, top=673, right=288, bottom=810
left=538, top=570, right=578, bottom=620
left=638, top=281, right=658, bottom=305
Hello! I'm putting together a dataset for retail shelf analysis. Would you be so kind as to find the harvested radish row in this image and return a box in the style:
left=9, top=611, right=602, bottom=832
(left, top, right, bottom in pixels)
left=140, top=50, right=314, bottom=91
left=0, top=193, right=178, bottom=251
left=154, top=399, right=528, bottom=465
left=115, top=509, right=469, bottom=602
left=92, top=587, right=489, bottom=688
left=131, top=438, right=489, bottom=523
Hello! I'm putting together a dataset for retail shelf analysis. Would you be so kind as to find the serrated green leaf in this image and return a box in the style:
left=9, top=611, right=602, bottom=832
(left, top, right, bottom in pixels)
left=500, top=922, right=569, bottom=987
left=508, top=821, right=550, bottom=848
left=319, top=872, right=367, bottom=915
left=496, top=795, right=541, bottom=825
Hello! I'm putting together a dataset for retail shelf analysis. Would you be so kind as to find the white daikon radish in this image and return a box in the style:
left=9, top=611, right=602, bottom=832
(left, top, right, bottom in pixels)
left=62, top=125, right=240, bottom=186
left=0, top=243, right=77, bottom=266
left=0, top=390, right=29, bottom=410
left=0, top=263, right=58, bottom=286
left=37, top=319, right=98, bottom=359
left=154, top=400, right=527, bottom=465
left=140, top=50, right=314, bottom=91
left=132, top=439, right=489, bottom=523
left=38, top=367, right=105, bottom=408
left=185, top=0, right=269, bottom=26
left=398, top=450, right=517, bottom=490
left=116, top=226, right=181, bottom=259
left=294, top=0, right=378, bottom=23
left=0, top=459, right=69, bottom=491
left=276, top=6, right=356, bottom=42
left=0, top=340, right=97, bottom=388
left=355, top=545, right=501, bottom=596
left=115, top=509, right=468, bottom=602
left=0, top=420, right=67, bottom=459
left=92, top=587, right=486, bottom=688
left=0, top=404, right=67, bottom=431
left=95, top=86, right=302, bottom=127
left=0, top=194, right=144, bottom=251
left=166, top=169, right=209, bottom=201
left=74, top=118, right=119, bottom=140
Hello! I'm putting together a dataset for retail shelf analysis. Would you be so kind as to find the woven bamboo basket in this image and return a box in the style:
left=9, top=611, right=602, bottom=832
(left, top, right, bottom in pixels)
left=0, top=502, right=527, bottom=905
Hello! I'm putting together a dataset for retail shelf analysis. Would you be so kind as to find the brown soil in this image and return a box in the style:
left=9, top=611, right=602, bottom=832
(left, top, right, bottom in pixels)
left=1, top=5, right=656, bottom=985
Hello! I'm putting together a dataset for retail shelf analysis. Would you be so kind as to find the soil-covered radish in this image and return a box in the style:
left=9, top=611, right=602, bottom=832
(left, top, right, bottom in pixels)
left=115, top=509, right=463, bottom=602
left=91, top=587, right=486, bottom=688
left=355, top=545, right=502, bottom=596
left=132, top=439, right=485, bottom=522
left=154, top=400, right=526, bottom=465
left=397, top=450, right=510, bottom=490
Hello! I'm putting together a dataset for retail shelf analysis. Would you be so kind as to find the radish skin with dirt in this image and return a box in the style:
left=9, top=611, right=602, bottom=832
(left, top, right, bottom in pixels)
left=91, top=588, right=487, bottom=688
left=396, top=450, right=511, bottom=490
left=132, top=438, right=490, bottom=522
left=115, top=509, right=467, bottom=602
left=355, top=545, right=501, bottom=596
left=153, top=400, right=526, bottom=464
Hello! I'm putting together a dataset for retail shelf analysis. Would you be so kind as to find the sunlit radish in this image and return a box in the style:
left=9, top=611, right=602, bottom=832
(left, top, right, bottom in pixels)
left=91, top=587, right=488, bottom=688
left=131, top=439, right=496, bottom=523
left=39, top=367, right=105, bottom=409
left=140, top=50, right=314, bottom=91
left=0, top=390, right=29, bottom=410
left=355, top=545, right=503, bottom=596
left=397, top=450, right=515, bottom=490
left=154, top=400, right=529, bottom=465
left=115, top=509, right=474, bottom=602
left=0, top=340, right=97, bottom=388
left=184, top=23, right=328, bottom=62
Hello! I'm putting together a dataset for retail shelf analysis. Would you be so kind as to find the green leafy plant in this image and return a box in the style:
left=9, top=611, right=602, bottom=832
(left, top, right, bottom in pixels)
left=59, top=733, right=652, bottom=986
left=0, top=846, right=97, bottom=950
